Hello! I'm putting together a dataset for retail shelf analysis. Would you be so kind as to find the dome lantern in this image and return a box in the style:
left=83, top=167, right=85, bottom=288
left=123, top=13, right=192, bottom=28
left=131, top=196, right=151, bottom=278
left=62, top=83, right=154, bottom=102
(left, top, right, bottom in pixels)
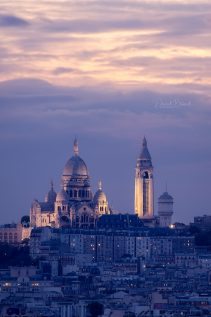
left=74, top=137, right=79, bottom=156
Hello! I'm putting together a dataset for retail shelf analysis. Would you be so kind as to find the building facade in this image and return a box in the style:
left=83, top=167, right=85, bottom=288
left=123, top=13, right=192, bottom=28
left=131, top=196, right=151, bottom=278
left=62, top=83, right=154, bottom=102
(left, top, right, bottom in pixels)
left=0, top=223, right=31, bottom=244
left=29, top=225, right=195, bottom=265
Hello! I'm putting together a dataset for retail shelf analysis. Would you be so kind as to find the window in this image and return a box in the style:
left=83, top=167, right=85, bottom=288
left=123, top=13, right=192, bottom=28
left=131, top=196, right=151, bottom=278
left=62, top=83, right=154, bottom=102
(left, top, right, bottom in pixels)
left=143, top=171, right=149, bottom=179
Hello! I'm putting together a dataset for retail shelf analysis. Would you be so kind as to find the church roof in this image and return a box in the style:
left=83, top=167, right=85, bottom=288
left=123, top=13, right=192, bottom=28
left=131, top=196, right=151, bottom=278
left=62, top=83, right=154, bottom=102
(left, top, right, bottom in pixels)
left=159, top=192, right=173, bottom=201
left=39, top=202, right=54, bottom=212
left=63, top=139, right=89, bottom=177
left=97, top=214, right=144, bottom=230
left=140, top=137, right=151, bottom=160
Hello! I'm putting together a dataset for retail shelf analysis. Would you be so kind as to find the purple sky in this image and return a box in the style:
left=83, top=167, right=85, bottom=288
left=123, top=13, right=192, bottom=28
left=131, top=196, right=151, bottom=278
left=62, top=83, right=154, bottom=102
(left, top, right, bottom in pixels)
left=0, top=1, right=211, bottom=224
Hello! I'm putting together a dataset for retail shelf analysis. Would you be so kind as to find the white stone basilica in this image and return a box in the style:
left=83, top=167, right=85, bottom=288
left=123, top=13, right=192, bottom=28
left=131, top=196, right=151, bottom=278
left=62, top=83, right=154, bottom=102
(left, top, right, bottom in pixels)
left=30, top=137, right=174, bottom=229
left=30, top=139, right=110, bottom=229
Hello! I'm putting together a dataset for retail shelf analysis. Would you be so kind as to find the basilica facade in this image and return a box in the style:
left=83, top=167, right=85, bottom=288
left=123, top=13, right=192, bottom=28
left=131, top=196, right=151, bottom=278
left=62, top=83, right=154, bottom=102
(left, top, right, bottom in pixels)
left=30, top=139, right=110, bottom=229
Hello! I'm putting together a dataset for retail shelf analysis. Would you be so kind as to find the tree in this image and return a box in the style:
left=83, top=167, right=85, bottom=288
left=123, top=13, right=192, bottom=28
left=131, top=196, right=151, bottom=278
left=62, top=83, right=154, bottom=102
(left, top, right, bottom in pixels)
left=195, top=230, right=211, bottom=246
left=87, top=302, right=104, bottom=317
left=189, top=226, right=201, bottom=235
left=124, top=313, right=136, bottom=317
left=0, top=243, right=35, bottom=268
left=21, top=215, right=30, bottom=228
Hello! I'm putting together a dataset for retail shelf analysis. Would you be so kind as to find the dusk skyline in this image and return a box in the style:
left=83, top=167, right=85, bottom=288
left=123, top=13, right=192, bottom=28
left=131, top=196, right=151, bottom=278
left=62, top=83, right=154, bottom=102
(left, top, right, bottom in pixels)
left=0, top=0, right=211, bottom=224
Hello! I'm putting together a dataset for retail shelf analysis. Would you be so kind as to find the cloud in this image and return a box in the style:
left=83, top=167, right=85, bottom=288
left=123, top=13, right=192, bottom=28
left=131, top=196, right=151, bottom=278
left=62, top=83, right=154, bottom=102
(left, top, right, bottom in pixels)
left=0, top=1, right=210, bottom=93
left=41, top=9, right=210, bottom=36
left=0, top=15, right=29, bottom=27
left=0, top=78, right=210, bottom=128
left=53, top=67, right=76, bottom=75
left=0, top=78, right=62, bottom=96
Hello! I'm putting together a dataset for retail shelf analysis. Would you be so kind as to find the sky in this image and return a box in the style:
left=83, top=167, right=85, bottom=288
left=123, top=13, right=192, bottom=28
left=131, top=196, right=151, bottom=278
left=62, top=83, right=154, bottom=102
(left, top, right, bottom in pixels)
left=0, top=0, right=211, bottom=224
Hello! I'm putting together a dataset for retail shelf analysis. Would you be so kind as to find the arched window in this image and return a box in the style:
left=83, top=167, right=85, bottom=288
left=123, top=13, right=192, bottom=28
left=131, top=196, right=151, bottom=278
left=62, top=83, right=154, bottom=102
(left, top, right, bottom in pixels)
left=143, top=171, right=149, bottom=179
left=81, top=213, right=89, bottom=223
left=9, top=233, right=13, bottom=242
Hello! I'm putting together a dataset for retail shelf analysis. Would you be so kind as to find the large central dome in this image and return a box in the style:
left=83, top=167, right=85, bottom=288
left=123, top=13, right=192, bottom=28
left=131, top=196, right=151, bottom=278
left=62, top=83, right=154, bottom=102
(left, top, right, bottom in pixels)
left=63, top=155, right=88, bottom=177
left=62, top=139, right=92, bottom=203
left=63, top=139, right=89, bottom=178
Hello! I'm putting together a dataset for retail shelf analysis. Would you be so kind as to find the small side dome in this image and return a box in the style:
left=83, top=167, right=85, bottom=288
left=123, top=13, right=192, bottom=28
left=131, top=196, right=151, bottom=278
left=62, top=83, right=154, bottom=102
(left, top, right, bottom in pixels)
left=45, top=181, right=56, bottom=203
left=159, top=191, right=173, bottom=201
left=56, top=189, right=68, bottom=203
left=93, top=181, right=107, bottom=204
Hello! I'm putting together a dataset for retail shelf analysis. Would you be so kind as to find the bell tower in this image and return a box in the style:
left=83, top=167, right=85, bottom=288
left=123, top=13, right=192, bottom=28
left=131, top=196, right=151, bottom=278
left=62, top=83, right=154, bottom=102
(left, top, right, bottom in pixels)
left=135, top=137, right=154, bottom=218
